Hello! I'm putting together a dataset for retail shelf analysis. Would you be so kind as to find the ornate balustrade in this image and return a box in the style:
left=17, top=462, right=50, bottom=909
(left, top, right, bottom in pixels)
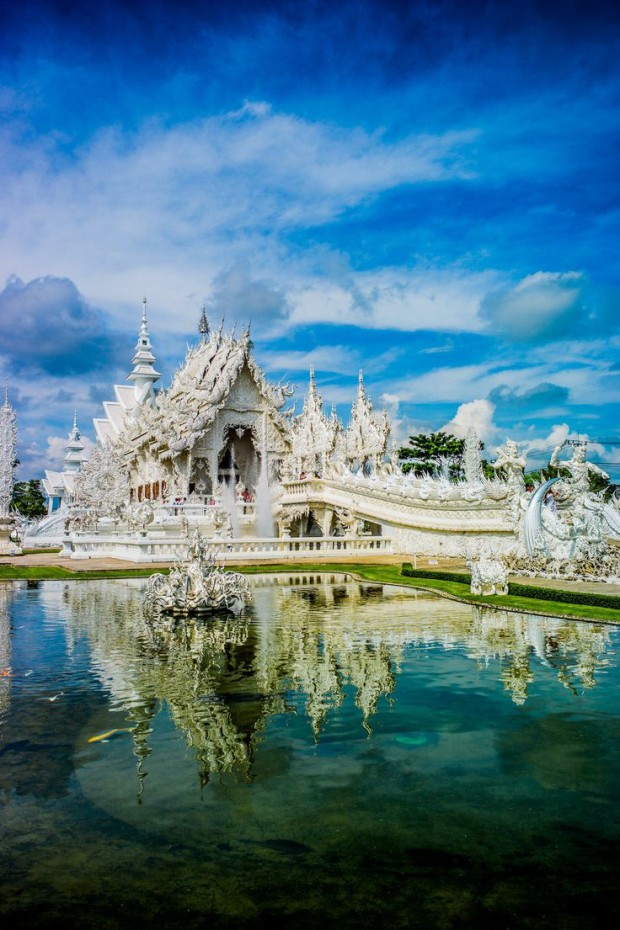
left=69, top=533, right=391, bottom=563
left=279, top=477, right=514, bottom=533
left=158, top=501, right=257, bottom=519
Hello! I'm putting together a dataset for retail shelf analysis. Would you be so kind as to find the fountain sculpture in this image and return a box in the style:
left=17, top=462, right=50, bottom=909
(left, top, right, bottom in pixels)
left=143, top=530, right=251, bottom=616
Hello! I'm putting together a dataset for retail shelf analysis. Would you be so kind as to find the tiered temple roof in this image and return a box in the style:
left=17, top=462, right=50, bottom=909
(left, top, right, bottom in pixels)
left=42, top=413, right=88, bottom=510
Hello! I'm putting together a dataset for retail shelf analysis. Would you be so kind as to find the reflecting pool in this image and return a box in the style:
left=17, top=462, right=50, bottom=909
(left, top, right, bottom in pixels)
left=1, top=576, right=620, bottom=929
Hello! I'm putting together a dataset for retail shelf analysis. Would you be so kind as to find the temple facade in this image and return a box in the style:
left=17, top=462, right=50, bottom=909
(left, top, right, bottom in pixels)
left=24, top=299, right=620, bottom=575
left=94, top=302, right=295, bottom=504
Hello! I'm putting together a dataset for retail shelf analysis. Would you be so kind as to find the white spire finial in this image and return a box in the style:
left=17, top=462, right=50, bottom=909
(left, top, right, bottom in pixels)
left=128, top=296, right=161, bottom=404
left=198, top=304, right=209, bottom=340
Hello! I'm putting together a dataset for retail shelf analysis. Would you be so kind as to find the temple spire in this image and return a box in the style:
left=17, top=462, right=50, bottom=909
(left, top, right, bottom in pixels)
left=0, top=386, right=17, bottom=518
left=198, top=305, right=210, bottom=340
left=63, top=412, right=86, bottom=474
left=127, top=297, right=161, bottom=405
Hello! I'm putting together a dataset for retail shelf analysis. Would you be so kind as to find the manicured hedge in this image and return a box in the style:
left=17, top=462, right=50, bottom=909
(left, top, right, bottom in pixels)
left=401, top=563, right=620, bottom=611
left=507, top=582, right=620, bottom=611
left=401, top=563, right=471, bottom=584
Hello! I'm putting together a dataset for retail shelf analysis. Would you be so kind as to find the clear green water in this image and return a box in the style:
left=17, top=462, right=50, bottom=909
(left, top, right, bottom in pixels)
left=1, top=575, right=619, bottom=929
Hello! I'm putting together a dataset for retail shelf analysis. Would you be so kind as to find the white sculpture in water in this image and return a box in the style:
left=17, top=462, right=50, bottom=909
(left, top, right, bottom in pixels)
left=143, top=530, right=251, bottom=616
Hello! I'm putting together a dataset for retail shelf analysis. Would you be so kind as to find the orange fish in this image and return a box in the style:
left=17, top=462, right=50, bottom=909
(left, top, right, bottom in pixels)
left=87, top=728, right=133, bottom=744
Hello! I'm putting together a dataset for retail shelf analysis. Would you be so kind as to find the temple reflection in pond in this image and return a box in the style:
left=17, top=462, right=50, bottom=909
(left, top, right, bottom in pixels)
left=49, top=576, right=614, bottom=788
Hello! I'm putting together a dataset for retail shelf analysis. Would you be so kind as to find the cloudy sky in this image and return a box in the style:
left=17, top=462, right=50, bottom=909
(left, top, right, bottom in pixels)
left=1, top=0, right=619, bottom=479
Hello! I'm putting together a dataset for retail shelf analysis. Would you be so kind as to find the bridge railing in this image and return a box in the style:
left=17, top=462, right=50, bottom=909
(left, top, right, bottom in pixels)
left=69, top=534, right=392, bottom=563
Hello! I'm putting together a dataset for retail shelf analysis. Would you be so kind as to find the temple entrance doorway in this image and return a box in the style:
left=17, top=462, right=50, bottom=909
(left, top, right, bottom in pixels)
left=218, top=426, right=259, bottom=494
left=188, top=458, right=212, bottom=497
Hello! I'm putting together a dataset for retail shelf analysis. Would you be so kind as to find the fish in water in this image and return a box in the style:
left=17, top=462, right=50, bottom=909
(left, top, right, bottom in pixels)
left=241, top=838, right=311, bottom=856
left=87, top=728, right=133, bottom=743
left=48, top=692, right=64, bottom=702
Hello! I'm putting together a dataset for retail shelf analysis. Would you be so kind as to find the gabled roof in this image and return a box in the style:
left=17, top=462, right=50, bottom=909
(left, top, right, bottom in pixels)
left=94, top=418, right=118, bottom=445
left=103, top=401, right=127, bottom=435
left=119, top=326, right=293, bottom=459
left=43, top=471, right=64, bottom=496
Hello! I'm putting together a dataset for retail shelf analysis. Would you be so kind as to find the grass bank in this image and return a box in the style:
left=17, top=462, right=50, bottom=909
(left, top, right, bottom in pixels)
left=1, top=560, right=619, bottom=624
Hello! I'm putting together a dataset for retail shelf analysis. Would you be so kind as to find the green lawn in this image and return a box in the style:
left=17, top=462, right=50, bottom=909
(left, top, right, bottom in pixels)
left=1, top=560, right=619, bottom=624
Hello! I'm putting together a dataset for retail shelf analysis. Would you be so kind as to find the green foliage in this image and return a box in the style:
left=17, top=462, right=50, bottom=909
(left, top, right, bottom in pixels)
left=402, top=563, right=620, bottom=612
left=401, top=564, right=471, bottom=584
left=11, top=480, right=48, bottom=519
left=508, top=581, right=620, bottom=610
left=480, top=458, right=496, bottom=480
left=588, top=470, right=611, bottom=496
left=398, top=432, right=465, bottom=478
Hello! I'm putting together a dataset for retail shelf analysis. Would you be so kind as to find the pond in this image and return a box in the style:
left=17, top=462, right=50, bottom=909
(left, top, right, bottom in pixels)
left=1, top=575, right=619, bottom=929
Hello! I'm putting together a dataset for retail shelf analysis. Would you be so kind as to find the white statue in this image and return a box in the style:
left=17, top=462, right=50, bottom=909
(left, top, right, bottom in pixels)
left=469, top=556, right=509, bottom=596
left=550, top=440, right=608, bottom=500
left=143, top=530, right=251, bottom=616
left=492, top=439, right=526, bottom=490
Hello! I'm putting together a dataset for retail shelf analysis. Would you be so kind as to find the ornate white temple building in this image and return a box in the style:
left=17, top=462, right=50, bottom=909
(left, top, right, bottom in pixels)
left=42, top=413, right=88, bottom=514
left=24, top=300, right=620, bottom=575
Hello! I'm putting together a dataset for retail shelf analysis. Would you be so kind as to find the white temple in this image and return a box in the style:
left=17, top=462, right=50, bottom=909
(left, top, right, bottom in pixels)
left=25, top=301, right=620, bottom=578
left=42, top=413, right=88, bottom=514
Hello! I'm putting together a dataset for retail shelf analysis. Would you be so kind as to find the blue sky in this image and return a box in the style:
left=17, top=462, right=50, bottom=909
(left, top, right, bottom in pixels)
left=1, top=0, right=619, bottom=479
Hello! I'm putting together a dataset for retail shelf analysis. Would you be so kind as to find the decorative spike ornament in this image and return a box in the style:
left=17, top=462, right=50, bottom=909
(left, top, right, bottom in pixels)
left=0, top=388, right=17, bottom=517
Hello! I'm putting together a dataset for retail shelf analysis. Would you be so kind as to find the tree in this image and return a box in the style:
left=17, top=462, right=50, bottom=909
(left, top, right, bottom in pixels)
left=11, top=480, right=48, bottom=519
left=398, top=432, right=466, bottom=478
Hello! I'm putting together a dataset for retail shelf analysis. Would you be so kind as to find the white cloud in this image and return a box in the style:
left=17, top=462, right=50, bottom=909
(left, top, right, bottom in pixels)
left=480, top=271, right=587, bottom=342
left=520, top=424, right=606, bottom=461
left=441, top=398, right=497, bottom=444
left=260, top=345, right=360, bottom=374
left=0, top=105, right=479, bottom=333
left=288, top=266, right=496, bottom=332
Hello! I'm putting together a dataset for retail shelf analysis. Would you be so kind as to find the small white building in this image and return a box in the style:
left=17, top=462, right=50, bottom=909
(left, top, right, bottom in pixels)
left=42, top=414, right=88, bottom=514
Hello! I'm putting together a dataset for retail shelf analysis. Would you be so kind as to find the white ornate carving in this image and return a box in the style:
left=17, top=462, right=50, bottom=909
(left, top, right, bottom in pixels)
left=143, top=530, right=251, bottom=616
left=469, top=556, right=509, bottom=596
left=492, top=438, right=526, bottom=490
left=289, top=370, right=340, bottom=478
left=73, top=442, right=130, bottom=516
left=0, top=390, right=17, bottom=518
left=341, top=371, right=390, bottom=472
left=463, top=426, right=482, bottom=485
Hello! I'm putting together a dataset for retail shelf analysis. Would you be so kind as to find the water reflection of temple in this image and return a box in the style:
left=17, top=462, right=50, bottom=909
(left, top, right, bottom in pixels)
left=50, top=577, right=616, bottom=787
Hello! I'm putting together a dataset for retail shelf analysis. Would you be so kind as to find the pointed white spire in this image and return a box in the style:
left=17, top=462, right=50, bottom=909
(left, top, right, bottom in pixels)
left=0, top=385, right=17, bottom=516
left=198, top=304, right=210, bottom=340
left=343, top=369, right=390, bottom=472
left=63, top=412, right=87, bottom=474
left=127, top=296, right=161, bottom=405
